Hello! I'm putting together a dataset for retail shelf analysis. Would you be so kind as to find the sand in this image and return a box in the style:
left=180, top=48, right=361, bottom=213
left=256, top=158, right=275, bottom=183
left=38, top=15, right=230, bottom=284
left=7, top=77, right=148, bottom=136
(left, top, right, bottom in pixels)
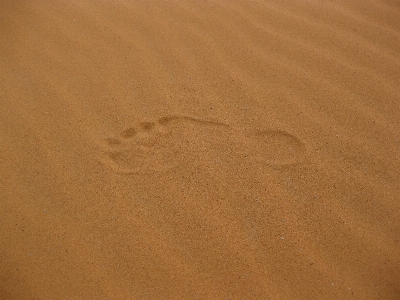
left=1, top=0, right=399, bottom=299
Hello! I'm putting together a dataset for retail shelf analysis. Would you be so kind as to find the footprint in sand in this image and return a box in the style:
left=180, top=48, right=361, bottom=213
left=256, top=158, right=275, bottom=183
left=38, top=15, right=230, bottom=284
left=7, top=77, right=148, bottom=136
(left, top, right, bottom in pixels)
left=99, top=115, right=306, bottom=174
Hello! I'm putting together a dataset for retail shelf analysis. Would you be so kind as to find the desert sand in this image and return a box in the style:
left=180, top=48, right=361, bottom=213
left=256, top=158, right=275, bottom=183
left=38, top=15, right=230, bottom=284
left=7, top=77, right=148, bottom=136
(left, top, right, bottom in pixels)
left=1, top=0, right=399, bottom=299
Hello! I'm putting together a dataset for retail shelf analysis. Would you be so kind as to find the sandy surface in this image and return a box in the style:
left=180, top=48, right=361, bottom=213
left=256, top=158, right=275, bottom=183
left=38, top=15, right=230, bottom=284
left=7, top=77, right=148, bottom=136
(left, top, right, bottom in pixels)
left=1, top=0, right=400, bottom=299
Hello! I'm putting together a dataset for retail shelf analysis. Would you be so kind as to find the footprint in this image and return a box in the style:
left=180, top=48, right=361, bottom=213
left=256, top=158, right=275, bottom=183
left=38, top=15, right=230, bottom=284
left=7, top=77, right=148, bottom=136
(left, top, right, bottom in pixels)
left=99, top=115, right=306, bottom=174
left=242, top=129, right=307, bottom=166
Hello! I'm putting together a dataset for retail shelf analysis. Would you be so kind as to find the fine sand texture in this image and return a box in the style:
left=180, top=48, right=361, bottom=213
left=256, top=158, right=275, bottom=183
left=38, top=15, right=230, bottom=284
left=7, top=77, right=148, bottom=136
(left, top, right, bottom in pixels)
left=1, top=1, right=400, bottom=299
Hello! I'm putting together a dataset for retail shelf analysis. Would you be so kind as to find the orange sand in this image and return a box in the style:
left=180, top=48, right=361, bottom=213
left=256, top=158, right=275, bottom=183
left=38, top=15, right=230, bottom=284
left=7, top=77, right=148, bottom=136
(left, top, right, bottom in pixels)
left=1, top=1, right=400, bottom=299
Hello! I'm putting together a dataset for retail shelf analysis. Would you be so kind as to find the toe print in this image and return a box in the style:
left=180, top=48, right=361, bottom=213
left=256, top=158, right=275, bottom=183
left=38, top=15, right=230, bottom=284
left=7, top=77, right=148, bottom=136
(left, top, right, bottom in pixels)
left=120, top=127, right=137, bottom=138
left=99, top=115, right=307, bottom=174
left=100, top=120, right=178, bottom=174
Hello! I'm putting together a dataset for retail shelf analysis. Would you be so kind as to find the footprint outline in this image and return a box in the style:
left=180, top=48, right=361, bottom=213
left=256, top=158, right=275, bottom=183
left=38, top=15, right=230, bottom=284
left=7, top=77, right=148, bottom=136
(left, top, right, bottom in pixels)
left=99, top=115, right=306, bottom=174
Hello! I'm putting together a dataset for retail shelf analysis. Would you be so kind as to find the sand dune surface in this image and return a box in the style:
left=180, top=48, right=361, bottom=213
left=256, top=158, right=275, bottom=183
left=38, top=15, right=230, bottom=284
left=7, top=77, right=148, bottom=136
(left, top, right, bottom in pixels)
left=1, top=1, right=400, bottom=299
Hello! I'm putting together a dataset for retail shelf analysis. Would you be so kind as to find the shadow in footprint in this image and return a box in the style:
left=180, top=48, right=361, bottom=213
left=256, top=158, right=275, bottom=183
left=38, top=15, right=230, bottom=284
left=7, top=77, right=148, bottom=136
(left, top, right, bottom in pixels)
left=99, top=115, right=306, bottom=174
